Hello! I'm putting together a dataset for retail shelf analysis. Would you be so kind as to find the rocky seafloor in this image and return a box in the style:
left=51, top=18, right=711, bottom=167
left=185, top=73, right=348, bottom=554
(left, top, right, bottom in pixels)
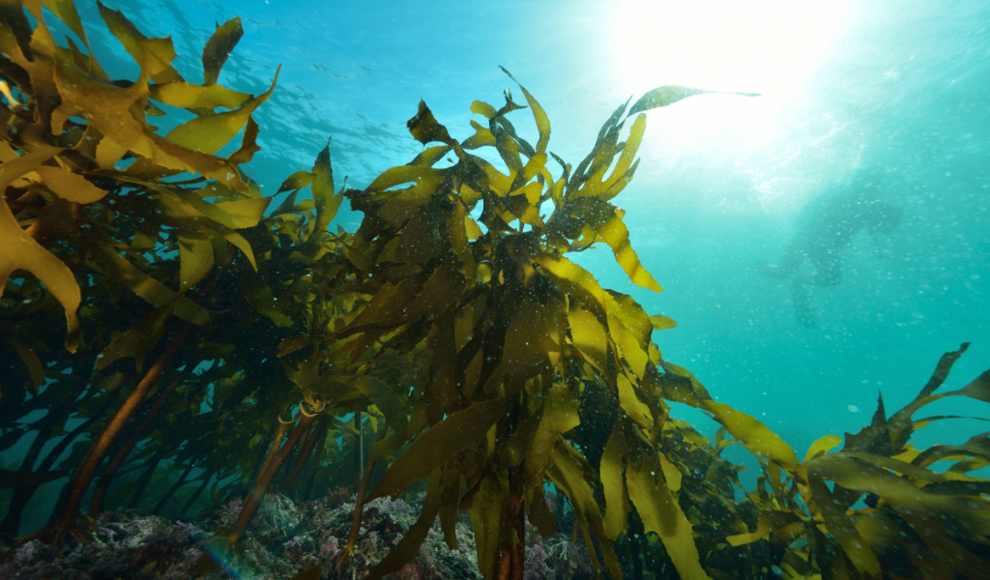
left=2, top=489, right=595, bottom=580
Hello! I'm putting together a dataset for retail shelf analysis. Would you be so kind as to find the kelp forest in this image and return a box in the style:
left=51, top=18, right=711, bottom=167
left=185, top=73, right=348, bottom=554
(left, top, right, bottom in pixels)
left=1, top=1, right=989, bottom=579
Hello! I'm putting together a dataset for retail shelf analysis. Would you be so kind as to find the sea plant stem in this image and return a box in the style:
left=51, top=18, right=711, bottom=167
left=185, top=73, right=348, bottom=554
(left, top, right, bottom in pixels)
left=227, top=411, right=316, bottom=545
left=57, top=322, right=197, bottom=528
left=0, top=409, right=65, bottom=537
left=626, top=512, right=646, bottom=580
left=301, top=430, right=326, bottom=501
left=126, top=443, right=170, bottom=509
left=354, top=412, right=363, bottom=492
left=177, top=473, right=212, bottom=520
left=2, top=369, right=109, bottom=534
left=240, top=419, right=279, bottom=498
left=280, top=417, right=326, bottom=494
left=256, top=419, right=292, bottom=487
left=200, top=247, right=238, bottom=295
left=90, top=369, right=190, bottom=515
left=344, top=423, right=388, bottom=555
left=46, top=481, right=71, bottom=527
left=40, top=391, right=125, bottom=526
left=151, top=464, right=194, bottom=515
left=499, top=400, right=526, bottom=580
left=499, top=466, right=526, bottom=580
left=277, top=429, right=305, bottom=489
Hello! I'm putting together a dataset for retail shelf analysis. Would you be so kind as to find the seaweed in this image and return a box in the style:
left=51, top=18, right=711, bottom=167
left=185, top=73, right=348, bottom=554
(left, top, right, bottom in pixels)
left=310, top=66, right=729, bottom=580
left=0, top=1, right=988, bottom=580
left=710, top=344, right=990, bottom=579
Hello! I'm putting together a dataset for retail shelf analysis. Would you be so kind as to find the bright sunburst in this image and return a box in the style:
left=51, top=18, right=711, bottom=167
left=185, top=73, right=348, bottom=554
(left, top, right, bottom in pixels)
left=605, top=0, right=851, bottom=99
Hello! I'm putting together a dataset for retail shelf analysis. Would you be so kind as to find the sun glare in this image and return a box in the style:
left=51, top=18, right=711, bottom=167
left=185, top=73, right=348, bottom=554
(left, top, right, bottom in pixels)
left=605, top=0, right=850, bottom=99
left=592, top=0, right=858, bottom=211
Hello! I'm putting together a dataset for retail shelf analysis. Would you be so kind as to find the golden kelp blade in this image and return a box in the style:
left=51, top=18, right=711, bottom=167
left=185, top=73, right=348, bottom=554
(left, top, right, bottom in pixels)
left=805, top=434, right=842, bottom=461
left=6, top=340, right=44, bottom=395
left=32, top=166, right=108, bottom=203
left=573, top=114, right=646, bottom=200
left=600, top=428, right=631, bottom=539
left=51, top=47, right=250, bottom=193
left=277, top=170, right=314, bottom=193
left=177, top=225, right=213, bottom=290
left=203, top=17, right=244, bottom=86
left=625, top=445, right=711, bottom=580
left=307, top=138, right=340, bottom=243
left=724, top=515, right=773, bottom=547
left=581, top=197, right=662, bottom=292
left=34, top=0, right=91, bottom=49
left=650, top=314, right=677, bottom=330
left=87, top=228, right=212, bottom=328
left=659, top=363, right=799, bottom=469
left=547, top=444, right=622, bottom=579
left=500, top=67, right=550, bottom=154
left=165, top=66, right=280, bottom=154
left=96, top=0, right=182, bottom=83
left=96, top=303, right=174, bottom=372
left=366, top=398, right=510, bottom=502
left=0, top=147, right=81, bottom=352
left=408, top=100, right=454, bottom=145
left=149, top=82, right=252, bottom=110
left=521, top=383, right=581, bottom=487
left=627, top=85, right=759, bottom=117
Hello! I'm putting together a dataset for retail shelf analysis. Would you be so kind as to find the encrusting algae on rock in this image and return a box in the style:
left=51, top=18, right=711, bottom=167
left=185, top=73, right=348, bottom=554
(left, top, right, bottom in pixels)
left=2, top=488, right=594, bottom=579
left=1, top=1, right=989, bottom=579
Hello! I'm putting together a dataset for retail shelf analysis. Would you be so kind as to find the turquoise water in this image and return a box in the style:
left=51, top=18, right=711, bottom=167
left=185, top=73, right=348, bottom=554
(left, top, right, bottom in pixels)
left=43, top=0, right=990, bottom=483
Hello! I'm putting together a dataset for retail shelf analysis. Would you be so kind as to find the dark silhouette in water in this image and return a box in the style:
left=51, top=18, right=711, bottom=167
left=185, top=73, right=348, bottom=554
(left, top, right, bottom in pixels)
left=759, top=186, right=902, bottom=328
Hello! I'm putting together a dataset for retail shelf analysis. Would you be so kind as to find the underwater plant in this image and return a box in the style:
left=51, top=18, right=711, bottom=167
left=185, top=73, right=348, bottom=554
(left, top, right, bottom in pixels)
left=0, top=0, right=331, bottom=544
left=1, top=1, right=988, bottom=580
left=299, top=69, right=737, bottom=580
left=714, top=343, right=990, bottom=579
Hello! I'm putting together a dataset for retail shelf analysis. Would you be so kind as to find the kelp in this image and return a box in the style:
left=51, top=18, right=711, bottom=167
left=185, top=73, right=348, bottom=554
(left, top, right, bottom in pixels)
left=0, top=0, right=336, bottom=545
left=1, top=2, right=987, bottom=580
left=322, top=71, right=731, bottom=580
left=706, top=343, right=990, bottom=580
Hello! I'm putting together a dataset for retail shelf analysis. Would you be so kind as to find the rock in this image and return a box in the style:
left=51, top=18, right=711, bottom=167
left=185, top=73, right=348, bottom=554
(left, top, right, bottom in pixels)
left=0, top=489, right=592, bottom=579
